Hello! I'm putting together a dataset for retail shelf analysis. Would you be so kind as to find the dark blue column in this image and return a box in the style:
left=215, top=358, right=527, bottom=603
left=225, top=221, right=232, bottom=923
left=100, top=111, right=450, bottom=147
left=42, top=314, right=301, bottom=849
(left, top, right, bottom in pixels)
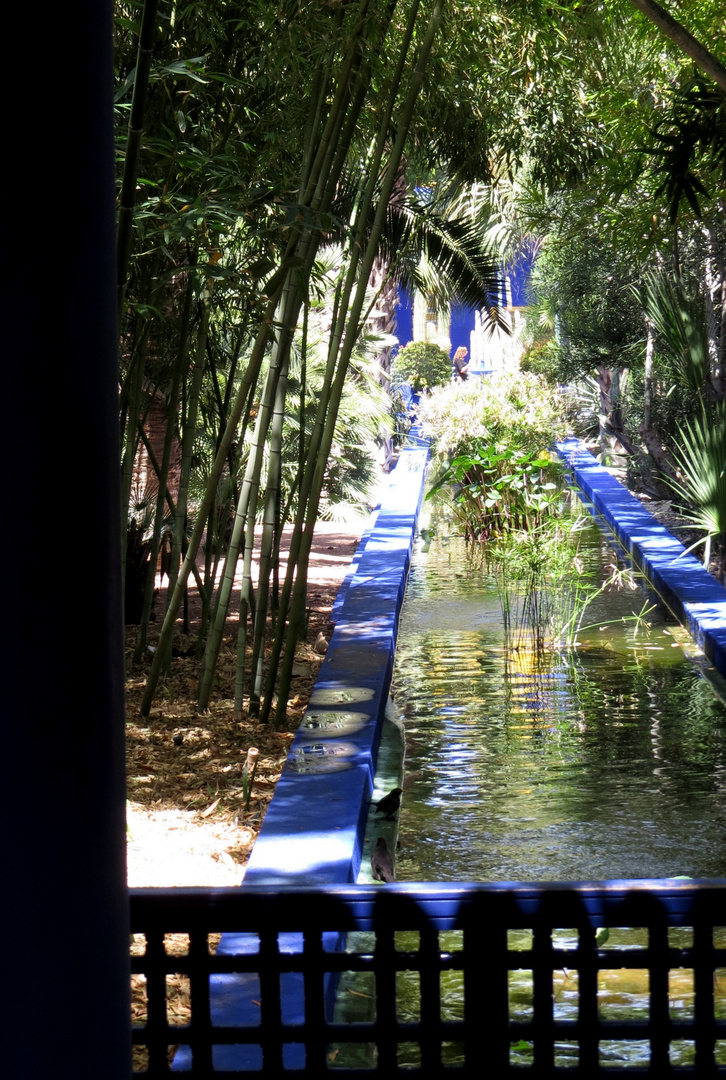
left=3, top=4, right=130, bottom=1076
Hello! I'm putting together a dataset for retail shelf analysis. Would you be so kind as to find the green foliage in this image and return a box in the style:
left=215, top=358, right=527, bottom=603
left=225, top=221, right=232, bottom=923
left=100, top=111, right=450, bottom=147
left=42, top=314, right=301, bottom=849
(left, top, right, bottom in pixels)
left=427, top=445, right=565, bottom=540
left=645, top=76, right=726, bottom=221
left=527, top=227, right=645, bottom=383
left=519, top=336, right=561, bottom=384
left=668, top=403, right=726, bottom=573
left=634, top=272, right=711, bottom=398
left=391, top=340, right=452, bottom=392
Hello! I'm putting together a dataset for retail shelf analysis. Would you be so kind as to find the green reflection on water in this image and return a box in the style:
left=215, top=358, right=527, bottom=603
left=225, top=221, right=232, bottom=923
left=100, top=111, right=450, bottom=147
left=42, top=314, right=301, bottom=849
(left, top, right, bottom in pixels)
left=334, top=502, right=726, bottom=1067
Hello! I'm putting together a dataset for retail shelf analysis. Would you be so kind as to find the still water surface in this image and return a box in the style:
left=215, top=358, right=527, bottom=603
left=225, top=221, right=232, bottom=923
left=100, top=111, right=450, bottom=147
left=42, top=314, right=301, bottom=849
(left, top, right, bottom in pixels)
left=336, top=504, right=726, bottom=1069
left=392, top=506, right=726, bottom=882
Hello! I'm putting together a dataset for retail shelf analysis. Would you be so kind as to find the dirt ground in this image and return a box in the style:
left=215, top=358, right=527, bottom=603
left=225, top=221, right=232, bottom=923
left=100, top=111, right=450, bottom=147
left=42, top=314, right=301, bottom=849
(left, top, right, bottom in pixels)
left=126, top=518, right=369, bottom=889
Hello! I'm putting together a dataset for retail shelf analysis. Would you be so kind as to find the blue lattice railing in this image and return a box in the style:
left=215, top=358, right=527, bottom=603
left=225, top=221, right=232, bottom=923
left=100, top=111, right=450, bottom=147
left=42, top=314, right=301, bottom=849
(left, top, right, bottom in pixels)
left=130, top=880, right=726, bottom=1076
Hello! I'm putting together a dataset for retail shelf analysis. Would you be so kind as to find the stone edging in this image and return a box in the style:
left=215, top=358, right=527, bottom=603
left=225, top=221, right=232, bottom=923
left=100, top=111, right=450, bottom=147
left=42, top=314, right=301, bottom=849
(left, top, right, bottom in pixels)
left=557, top=437, right=726, bottom=681
left=173, top=444, right=428, bottom=1070
left=242, top=443, right=429, bottom=887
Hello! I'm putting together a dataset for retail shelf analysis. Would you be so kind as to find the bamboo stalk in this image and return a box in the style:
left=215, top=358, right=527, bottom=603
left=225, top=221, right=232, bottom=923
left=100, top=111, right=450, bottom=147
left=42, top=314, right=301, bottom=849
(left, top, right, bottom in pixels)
left=194, top=20, right=370, bottom=711
left=196, top=281, right=299, bottom=712
left=161, top=290, right=210, bottom=671
left=139, top=0, right=394, bottom=717
left=140, top=294, right=280, bottom=716
left=116, top=0, right=161, bottom=325
left=246, top=354, right=289, bottom=718
left=133, top=272, right=193, bottom=662
left=272, top=0, right=442, bottom=727
left=259, top=0, right=423, bottom=723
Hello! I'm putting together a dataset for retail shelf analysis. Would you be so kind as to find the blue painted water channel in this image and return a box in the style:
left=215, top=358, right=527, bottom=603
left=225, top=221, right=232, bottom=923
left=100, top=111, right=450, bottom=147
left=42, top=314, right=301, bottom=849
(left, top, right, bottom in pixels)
left=391, top=497, right=726, bottom=884
left=165, top=443, right=726, bottom=1075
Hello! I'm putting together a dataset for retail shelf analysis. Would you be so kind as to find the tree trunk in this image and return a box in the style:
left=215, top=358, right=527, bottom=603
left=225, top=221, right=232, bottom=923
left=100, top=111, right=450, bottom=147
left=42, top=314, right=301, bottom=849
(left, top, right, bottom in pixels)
left=628, top=0, right=726, bottom=94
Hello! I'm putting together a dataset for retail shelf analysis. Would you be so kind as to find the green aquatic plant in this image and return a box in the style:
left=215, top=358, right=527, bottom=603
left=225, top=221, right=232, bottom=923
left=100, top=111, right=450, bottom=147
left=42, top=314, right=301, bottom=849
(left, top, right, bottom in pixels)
left=485, top=514, right=586, bottom=651
left=485, top=512, right=654, bottom=657
left=426, top=444, right=565, bottom=540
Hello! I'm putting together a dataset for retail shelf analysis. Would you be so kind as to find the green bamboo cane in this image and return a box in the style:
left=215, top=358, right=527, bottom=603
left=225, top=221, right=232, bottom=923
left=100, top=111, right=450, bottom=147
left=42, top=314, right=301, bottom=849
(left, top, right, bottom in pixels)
left=196, top=12, right=375, bottom=712
left=133, top=420, right=206, bottom=598
left=298, top=0, right=372, bottom=210
left=160, top=286, right=210, bottom=671
left=133, top=272, right=193, bottom=662
left=198, top=383, right=258, bottom=660
left=116, top=0, right=161, bottom=327
left=271, top=0, right=441, bottom=727
left=119, top=323, right=150, bottom=605
left=139, top=0, right=373, bottom=717
left=245, top=353, right=290, bottom=718
left=258, top=0, right=422, bottom=722
left=195, top=336, right=284, bottom=710
left=196, top=276, right=303, bottom=712
left=254, top=40, right=397, bottom=722
left=139, top=291, right=281, bottom=716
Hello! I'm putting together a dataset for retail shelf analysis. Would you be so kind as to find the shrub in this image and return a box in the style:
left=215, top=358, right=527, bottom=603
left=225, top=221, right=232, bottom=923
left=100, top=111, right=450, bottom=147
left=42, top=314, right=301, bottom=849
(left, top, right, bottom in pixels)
left=415, top=371, right=572, bottom=460
left=391, top=340, right=452, bottom=392
left=519, top=337, right=561, bottom=384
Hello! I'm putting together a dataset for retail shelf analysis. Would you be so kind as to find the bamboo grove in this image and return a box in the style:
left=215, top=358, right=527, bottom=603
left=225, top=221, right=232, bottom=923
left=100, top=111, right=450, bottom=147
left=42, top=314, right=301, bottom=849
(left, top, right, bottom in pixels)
left=117, top=0, right=511, bottom=724
left=116, top=0, right=726, bottom=722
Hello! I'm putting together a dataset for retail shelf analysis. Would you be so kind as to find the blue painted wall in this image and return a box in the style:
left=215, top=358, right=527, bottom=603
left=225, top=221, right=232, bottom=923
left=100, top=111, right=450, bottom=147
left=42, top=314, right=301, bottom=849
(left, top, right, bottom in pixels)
left=394, top=240, right=538, bottom=358
left=394, top=288, right=414, bottom=354
left=449, top=303, right=476, bottom=354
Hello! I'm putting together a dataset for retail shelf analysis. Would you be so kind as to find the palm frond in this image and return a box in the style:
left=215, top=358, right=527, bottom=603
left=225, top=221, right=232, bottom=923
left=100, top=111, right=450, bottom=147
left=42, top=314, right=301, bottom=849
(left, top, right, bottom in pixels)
left=642, top=76, right=726, bottom=222
left=668, top=403, right=726, bottom=561
left=381, top=192, right=507, bottom=331
left=633, top=272, right=710, bottom=396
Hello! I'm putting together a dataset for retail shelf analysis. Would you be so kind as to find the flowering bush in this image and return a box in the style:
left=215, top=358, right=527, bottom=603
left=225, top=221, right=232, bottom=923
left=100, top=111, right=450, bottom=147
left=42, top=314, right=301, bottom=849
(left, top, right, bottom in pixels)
left=415, top=371, right=572, bottom=459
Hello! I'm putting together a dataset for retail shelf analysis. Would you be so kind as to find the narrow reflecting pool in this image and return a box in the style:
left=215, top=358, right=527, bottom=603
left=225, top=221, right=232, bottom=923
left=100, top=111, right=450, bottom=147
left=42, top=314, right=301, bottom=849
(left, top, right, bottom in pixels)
left=392, top=501, right=726, bottom=883
left=335, top=498, right=726, bottom=1071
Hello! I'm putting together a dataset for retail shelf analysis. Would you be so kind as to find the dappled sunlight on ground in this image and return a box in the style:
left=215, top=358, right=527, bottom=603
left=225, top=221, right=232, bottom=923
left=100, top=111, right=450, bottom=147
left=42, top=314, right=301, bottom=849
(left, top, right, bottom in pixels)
left=125, top=518, right=367, bottom=888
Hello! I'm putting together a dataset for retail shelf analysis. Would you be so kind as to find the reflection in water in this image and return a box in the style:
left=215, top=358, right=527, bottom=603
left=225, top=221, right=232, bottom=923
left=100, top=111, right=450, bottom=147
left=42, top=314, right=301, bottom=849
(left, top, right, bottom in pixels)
left=334, top=507, right=726, bottom=1069
left=392, top=512, right=726, bottom=883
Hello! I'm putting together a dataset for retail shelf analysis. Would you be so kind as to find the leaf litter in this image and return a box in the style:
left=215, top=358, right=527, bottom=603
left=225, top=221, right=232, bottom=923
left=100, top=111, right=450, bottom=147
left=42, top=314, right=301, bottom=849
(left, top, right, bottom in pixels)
left=125, top=520, right=365, bottom=1066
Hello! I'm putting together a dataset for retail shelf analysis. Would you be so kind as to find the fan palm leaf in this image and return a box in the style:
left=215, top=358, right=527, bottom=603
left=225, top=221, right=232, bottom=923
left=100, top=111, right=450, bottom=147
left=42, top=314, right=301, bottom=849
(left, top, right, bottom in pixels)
left=668, top=403, right=726, bottom=572
left=634, top=272, right=710, bottom=397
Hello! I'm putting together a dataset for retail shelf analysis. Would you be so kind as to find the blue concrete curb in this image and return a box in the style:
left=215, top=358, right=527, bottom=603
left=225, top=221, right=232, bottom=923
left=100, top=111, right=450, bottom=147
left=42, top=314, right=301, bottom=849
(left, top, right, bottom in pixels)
left=557, top=437, right=726, bottom=681
left=242, top=444, right=429, bottom=887
left=172, top=442, right=428, bottom=1072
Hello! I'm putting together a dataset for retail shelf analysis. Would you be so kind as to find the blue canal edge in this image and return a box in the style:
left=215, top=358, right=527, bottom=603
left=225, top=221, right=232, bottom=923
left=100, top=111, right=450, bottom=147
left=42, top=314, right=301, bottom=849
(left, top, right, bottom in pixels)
left=174, top=435, right=726, bottom=1071
left=172, top=441, right=429, bottom=1071
left=557, top=437, right=726, bottom=682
